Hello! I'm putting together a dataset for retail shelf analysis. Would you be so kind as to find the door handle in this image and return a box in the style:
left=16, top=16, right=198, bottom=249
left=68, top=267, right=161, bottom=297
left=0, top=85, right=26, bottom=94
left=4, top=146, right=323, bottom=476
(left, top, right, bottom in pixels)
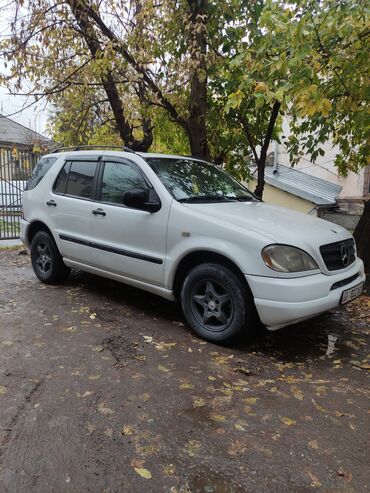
left=92, top=208, right=106, bottom=217
left=46, top=200, right=57, bottom=207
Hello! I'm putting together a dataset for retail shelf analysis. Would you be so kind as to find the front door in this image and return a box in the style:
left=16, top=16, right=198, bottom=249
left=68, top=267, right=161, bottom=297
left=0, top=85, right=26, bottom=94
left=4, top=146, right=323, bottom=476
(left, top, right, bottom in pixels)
left=91, top=159, right=168, bottom=287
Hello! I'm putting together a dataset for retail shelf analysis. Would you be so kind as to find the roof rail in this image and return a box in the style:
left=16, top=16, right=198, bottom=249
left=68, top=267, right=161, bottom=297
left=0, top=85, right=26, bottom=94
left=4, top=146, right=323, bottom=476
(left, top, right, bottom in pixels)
left=50, top=145, right=136, bottom=154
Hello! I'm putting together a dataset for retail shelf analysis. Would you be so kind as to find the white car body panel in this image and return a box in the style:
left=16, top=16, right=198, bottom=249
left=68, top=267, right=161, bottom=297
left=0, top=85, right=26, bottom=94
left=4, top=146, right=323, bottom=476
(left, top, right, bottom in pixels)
left=21, top=150, right=366, bottom=332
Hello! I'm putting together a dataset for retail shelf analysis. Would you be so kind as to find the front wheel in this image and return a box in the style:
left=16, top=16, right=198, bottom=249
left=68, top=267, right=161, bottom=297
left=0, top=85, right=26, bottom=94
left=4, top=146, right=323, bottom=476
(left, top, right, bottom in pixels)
left=31, top=231, right=70, bottom=284
left=180, top=263, right=257, bottom=342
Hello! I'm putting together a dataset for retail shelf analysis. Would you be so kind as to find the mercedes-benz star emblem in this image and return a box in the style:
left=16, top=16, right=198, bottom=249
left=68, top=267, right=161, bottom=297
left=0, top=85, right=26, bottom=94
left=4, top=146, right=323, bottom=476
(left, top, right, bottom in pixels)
left=340, top=244, right=350, bottom=267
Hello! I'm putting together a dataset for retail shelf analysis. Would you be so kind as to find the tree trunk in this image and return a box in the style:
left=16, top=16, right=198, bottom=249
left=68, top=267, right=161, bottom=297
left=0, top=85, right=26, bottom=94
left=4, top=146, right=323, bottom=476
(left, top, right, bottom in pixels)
left=186, top=0, right=210, bottom=160
left=254, top=102, right=281, bottom=199
left=353, top=199, right=370, bottom=274
left=68, top=0, right=153, bottom=151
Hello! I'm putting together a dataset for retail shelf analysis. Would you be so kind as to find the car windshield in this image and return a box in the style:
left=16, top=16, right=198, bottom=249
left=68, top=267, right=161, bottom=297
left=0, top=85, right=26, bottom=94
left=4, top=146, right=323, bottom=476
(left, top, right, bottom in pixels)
left=145, top=157, right=256, bottom=202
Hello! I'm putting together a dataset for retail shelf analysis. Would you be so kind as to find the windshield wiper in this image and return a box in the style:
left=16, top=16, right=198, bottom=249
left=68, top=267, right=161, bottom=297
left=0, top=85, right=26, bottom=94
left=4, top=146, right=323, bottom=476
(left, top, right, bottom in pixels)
left=178, top=195, right=238, bottom=203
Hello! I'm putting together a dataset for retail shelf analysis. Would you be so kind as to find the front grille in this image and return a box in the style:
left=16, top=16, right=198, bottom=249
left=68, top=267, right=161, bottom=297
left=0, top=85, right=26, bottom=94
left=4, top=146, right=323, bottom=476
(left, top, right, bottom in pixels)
left=320, top=238, right=356, bottom=271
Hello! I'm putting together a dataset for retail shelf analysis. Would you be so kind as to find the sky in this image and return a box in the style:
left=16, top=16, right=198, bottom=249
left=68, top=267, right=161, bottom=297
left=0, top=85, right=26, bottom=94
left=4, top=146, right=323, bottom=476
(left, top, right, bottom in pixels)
left=0, top=87, right=49, bottom=136
left=0, top=0, right=49, bottom=137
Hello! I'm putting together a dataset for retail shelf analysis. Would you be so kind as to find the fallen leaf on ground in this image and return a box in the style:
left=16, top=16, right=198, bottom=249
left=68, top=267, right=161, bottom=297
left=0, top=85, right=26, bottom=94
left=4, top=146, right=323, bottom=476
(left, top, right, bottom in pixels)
left=163, top=464, right=176, bottom=476
left=308, top=440, right=318, bottom=449
left=291, top=386, right=304, bottom=401
left=185, top=439, right=201, bottom=457
left=0, top=385, right=7, bottom=395
left=62, top=326, right=77, bottom=332
left=280, top=417, right=296, bottom=426
left=306, top=471, right=321, bottom=488
left=351, top=360, right=370, bottom=370
left=244, top=397, right=258, bottom=404
left=130, top=458, right=145, bottom=468
left=89, top=313, right=96, bottom=320
left=134, top=467, right=152, bottom=479
left=158, top=365, right=170, bottom=373
left=180, top=383, right=194, bottom=390
left=228, top=439, right=247, bottom=456
left=209, top=414, right=226, bottom=422
left=92, top=345, right=104, bottom=353
left=121, top=425, right=134, bottom=435
left=97, top=402, right=115, bottom=415
left=193, top=397, right=206, bottom=407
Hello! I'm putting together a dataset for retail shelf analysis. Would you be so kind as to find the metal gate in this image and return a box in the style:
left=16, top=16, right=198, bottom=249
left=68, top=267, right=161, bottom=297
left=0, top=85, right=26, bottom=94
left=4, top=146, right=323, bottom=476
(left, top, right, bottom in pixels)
left=0, top=148, right=37, bottom=240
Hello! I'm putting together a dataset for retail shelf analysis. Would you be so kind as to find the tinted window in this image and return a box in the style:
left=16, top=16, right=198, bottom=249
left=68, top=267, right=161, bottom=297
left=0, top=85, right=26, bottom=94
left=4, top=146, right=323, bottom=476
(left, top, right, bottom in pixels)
left=65, top=161, right=97, bottom=199
left=100, top=161, right=147, bottom=204
left=54, top=162, right=71, bottom=194
left=25, top=156, right=57, bottom=190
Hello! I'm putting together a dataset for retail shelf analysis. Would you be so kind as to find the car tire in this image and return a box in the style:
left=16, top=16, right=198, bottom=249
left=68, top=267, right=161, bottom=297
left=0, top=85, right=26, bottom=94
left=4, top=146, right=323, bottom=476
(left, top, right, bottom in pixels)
left=180, top=263, right=257, bottom=342
left=31, top=231, right=71, bottom=284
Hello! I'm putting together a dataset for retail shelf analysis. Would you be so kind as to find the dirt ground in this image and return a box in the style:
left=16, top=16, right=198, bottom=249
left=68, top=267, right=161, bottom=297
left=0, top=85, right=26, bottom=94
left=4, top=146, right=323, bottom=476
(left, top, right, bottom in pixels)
left=0, top=248, right=369, bottom=493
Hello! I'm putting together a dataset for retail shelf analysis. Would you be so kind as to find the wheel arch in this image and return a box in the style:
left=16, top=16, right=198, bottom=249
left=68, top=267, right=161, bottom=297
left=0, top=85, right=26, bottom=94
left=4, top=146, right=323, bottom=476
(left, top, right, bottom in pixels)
left=27, top=221, right=56, bottom=245
left=172, top=250, right=250, bottom=299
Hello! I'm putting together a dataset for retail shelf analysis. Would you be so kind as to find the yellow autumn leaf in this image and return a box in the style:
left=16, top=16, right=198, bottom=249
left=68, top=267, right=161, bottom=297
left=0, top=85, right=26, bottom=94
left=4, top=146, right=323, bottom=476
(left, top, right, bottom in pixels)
left=291, top=387, right=304, bottom=401
left=244, top=397, right=258, bottom=404
left=234, top=423, right=246, bottom=431
left=134, top=467, right=152, bottom=479
left=308, top=440, right=318, bottom=449
left=280, top=417, right=296, bottom=426
left=163, top=464, right=176, bottom=476
left=121, top=425, right=134, bottom=435
left=210, top=414, right=226, bottom=422
left=180, top=383, right=194, bottom=390
left=0, top=385, right=7, bottom=395
left=158, top=365, right=170, bottom=373
left=193, top=397, right=206, bottom=408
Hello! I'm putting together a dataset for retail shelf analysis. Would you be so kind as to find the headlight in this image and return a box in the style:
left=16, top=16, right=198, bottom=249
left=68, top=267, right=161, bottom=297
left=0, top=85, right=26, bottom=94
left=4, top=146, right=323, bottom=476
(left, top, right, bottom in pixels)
left=262, top=244, right=318, bottom=273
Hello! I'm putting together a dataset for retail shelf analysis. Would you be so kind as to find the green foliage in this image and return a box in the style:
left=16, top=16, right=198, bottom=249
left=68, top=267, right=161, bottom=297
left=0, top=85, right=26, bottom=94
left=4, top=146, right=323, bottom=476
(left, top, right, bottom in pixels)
left=0, top=0, right=368, bottom=182
left=224, top=0, right=370, bottom=177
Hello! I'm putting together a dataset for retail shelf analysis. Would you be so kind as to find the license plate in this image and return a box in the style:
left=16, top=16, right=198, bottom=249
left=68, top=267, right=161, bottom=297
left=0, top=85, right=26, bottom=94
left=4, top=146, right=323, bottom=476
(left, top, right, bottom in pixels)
left=340, top=282, right=363, bottom=305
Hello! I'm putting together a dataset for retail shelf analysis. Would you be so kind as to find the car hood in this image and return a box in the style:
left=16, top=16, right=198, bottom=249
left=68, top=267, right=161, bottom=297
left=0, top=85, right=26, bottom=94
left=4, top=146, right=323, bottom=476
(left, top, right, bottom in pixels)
left=183, top=201, right=351, bottom=248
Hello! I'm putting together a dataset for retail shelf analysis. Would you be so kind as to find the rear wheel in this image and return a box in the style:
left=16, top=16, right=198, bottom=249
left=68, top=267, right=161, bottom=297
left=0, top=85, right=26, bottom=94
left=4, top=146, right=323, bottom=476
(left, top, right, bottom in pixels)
left=31, top=231, right=70, bottom=284
left=180, top=263, right=256, bottom=342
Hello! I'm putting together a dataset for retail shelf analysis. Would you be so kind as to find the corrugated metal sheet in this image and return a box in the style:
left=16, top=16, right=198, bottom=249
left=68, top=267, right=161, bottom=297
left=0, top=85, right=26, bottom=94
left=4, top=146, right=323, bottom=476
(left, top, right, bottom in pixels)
left=0, top=115, right=51, bottom=146
left=262, top=163, right=342, bottom=206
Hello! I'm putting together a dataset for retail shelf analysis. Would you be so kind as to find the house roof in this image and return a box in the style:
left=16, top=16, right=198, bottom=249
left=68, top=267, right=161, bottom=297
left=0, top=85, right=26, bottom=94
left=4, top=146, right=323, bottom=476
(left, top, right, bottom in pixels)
left=0, top=114, right=51, bottom=146
left=258, top=163, right=342, bottom=206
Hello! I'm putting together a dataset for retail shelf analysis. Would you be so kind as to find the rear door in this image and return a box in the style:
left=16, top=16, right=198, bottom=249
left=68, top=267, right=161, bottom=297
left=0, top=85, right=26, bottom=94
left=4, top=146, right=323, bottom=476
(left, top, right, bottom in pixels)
left=90, top=158, right=168, bottom=286
left=48, top=158, right=99, bottom=264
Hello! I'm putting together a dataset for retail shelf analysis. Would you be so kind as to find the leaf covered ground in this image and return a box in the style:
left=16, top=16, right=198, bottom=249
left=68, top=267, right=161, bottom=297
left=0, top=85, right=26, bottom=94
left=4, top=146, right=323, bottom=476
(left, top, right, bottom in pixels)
left=0, top=249, right=369, bottom=492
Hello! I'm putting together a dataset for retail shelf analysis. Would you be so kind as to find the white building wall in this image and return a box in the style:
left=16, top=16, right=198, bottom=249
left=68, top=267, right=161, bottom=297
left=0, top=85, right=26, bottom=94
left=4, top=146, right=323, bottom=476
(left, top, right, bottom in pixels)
left=276, top=117, right=366, bottom=200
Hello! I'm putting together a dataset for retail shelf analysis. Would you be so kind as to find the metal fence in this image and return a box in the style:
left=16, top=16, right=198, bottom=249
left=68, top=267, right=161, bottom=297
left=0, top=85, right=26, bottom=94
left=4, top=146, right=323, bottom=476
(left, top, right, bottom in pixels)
left=0, top=148, right=37, bottom=240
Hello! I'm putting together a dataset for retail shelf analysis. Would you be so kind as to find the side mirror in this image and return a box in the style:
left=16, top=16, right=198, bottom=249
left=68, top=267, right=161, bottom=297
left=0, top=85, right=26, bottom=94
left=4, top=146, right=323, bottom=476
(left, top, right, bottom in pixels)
left=122, top=189, right=161, bottom=213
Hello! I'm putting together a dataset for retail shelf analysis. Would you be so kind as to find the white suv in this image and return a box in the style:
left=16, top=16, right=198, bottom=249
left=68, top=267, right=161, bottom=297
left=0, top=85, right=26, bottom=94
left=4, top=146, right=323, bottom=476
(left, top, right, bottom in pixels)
left=21, top=148, right=365, bottom=341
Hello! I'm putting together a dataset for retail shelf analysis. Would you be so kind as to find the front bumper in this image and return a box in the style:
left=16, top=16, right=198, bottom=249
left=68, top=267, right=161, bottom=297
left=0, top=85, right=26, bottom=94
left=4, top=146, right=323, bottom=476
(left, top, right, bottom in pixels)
left=246, top=258, right=365, bottom=330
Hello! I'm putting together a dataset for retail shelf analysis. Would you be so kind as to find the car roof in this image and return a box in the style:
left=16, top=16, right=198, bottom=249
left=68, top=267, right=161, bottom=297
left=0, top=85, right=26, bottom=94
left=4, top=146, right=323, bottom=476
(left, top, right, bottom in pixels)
left=43, top=150, right=205, bottom=162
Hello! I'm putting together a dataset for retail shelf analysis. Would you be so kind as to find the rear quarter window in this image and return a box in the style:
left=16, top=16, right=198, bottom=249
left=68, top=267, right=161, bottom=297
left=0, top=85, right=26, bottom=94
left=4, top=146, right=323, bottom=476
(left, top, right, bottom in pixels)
left=25, top=157, right=57, bottom=190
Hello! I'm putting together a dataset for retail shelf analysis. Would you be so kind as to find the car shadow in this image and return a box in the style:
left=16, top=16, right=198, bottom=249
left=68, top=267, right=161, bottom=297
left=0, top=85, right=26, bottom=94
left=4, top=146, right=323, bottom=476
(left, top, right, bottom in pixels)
left=65, top=270, right=359, bottom=365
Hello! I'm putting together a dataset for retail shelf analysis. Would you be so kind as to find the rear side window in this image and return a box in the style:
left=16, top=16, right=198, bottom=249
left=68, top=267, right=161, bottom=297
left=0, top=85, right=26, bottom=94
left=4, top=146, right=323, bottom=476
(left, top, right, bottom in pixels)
left=54, top=162, right=71, bottom=194
left=54, top=160, right=97, bottom=199
left=25, top=157, right=57, bottom=190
